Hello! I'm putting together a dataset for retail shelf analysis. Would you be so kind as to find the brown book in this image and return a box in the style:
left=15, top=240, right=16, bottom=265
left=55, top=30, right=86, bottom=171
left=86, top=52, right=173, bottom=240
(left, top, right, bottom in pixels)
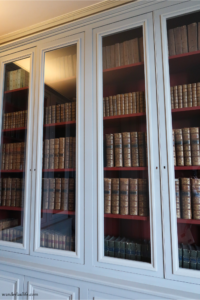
left=65, top=137, right=70, bottom=168
left=1, top=144, right=5, bottom=170
left=128, top=93, right=133, bottom=114
left=175, top=179, right=181, bottom=218
left=190, top=127, right=200, bottom=166
left=139, top=37, right=144, bottom=62
left=61, top=178, right=69, bottom=210
left=49, top=139, right=55, bottom=169
left=104, top=178, right=111, bottom=214
left=16, top=143, right=22, bottom=170
left=60, top=104, right=65, bottom=122
left=48, top=106, right=51, bottom=124
left=112, top=96, right=117, bottom=116
left=51, top=105, right=56, bottom=123
left=122, top=132, right=131, bottom=167
left=5, top=143, right=9, bottom=170
left=138, top=179, right=149, bottom=217
left=59, top=138, right=65, bottom=169
left=106, top=46, right=111, bottom=69
left=188, top=23, right=198, bottom=52
left=105, top=134, right=114, bottom=167
left=6, top=178, right=12, bottom=207
left=168, top=29, right=176, bottom=56
left=105, top=97, right=109, bottom=117
left=114, top=43, right=120, bottom=67
left=49, top=178, right=55, bottom=209
left=42, top=178, right=49, bottom=209
left=119, top=42, right=124, bottom=66
left=124, top=94, right=129, bottom=115
left=55, top=178, right=61, bottom=210
left=129, top=178, right=138, bottom=216
left=68, top=102, right=72, bottom=121
left=110, top=44, right=115, bottom=68
left=174, top=27, right=182, bottom=55
left=103, top=46, right=107, bottom=70
left=116, top=94, right=121, bottom=115
left=171, top=87, right=174, bottom=109
left=138, top=132, right=146, bottom=167
left=123, top=41, right=129, bottom=66
left=2, top=178, right=7, bottom=206
left=180, top=178, right=192, bottom=219
left=114, top=133, right=123, bottom=167
left=8, top=143, right=13, bottom=170
left=69, top=137, right=74, bottom=168
left=174, top=129, right=184, bottom=166
left=15, top=179, right=21, bottom=207
left=181, top=25, right=188, bottom=54
left=71, top=100, right=76, bottom=121
left=192, top=83, right=197, bottom=106
left=119, top=178, right=129, bottom=215
left=131, top=132, right=139, bottom=167
left=182, top=84, right=188, bottom=108
left=56, top=104, right=61, bottom=123
left=187, top=84, right=193, bottom=107
left=64, top=103, right=69, bottom=122
left=109, top=96, right=113, bottom=116
left=191, top=178, right=200, bottom=220
left=182, top=128, right=191, bottom=166
left=69, top=178, right=75, bottom=211
left=120, top=94, right=125, bottom=115
left=132, top=92, right=137, bottom=114
left=54, top=138, right=59, bottom=169
left=139, top=91, right=145, bottom=112
left=136, top=92, right=140, bottom=113
left=177, top=85, right=183, bottom=108
left=132, top=38, right=140, bottom=63
left=111, top=178, right=119, bottom=214
left=44, top=139, right=49, bottom=169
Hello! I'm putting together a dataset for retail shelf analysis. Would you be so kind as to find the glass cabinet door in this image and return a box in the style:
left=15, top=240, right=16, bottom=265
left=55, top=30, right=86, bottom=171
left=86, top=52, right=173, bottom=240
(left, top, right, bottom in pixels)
left=0, top=56, right=31, bottom=250
left=39, top=45, right=77, bottom=253
left=166, top=10, right=200, bottom=273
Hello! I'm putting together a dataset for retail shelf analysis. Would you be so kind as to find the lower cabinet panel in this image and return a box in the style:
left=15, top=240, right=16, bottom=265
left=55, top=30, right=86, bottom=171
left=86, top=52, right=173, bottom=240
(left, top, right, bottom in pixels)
left=0, top=270, right=24, bottom=300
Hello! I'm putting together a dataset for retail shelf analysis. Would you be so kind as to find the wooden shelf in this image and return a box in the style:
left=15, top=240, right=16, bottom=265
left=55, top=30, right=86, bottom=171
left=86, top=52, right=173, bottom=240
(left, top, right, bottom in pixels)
left=0, top=206, right=23, bottom=211
left=44, top=121, right=75, bottom=128
left=172, top=106, right=200, bottom=113
left=177, top=218, right=200, bottom=225
left=43, top=168, right=75, bottom=172
left=103, top=62, right=144, bottom=85
left=4, top=87, right=28, bottom=94
left=104, top=214, right=149, bottom=221
left=2, top=127, right=26, bottom=132
left=104, top=167, right=147, bottom=171
left=104, top=112, right=145, bottom=121
left=41, top=209, right=75, bottom=215
left=175, top=166, right=200, bottom=171
left=0, top=170, right=24, bottom=173
left=169, top=50, right=200, bottom=73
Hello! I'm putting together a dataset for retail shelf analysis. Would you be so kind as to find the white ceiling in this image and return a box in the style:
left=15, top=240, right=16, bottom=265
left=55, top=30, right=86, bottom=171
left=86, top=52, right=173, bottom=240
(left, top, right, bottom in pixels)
left=0, top=0, right=104, bottom=37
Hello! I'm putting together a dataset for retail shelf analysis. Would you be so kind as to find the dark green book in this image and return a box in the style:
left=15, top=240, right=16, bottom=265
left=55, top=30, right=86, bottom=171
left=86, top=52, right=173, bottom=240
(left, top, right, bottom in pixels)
left=136, top=243, right=142, bottom=261
left=108, top=236, right=116, bottom=257
left=182, top=244, right=190, bottom=269
left=195, top=245, right=200, bottom=270
left=114, top=237, right=122, bottom=258
left=104, top=235, right=110, bottom=256
left=189, top=245, right=197, bottom=270
left=120, top=237, right=127, bottom=259
left=178, top=243, right=182, bottom=268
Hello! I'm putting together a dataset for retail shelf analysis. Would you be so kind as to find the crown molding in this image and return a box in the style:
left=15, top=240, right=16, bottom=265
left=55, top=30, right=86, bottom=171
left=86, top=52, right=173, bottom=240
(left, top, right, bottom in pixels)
left=0, top=0, right=134, bottom=45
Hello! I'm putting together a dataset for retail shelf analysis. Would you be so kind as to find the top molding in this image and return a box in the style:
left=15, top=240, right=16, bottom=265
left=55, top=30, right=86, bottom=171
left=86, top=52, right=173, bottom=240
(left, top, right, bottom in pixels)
left=0, top=0, right=133, bottom=45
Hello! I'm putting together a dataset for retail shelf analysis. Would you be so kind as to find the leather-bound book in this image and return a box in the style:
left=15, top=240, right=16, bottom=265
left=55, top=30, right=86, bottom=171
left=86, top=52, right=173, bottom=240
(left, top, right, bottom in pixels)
left=131, top=132, right=139, bottom=167
left=112, top=95, right=117, bottom=116
left=128, top=93, right=133, bottom=114
left=110, top=44, right=115, bottom=68
left=191, top=178, right=200, bottom=220
left=192, top=83, right=197, bottom=107
left=49, top=178, right=55, bottom=209
left=178, top=85, right=183, bottom=108
left=139, top=37, right=144, bottom=62
left=119, top=42, right=124, bottom=66
left=174, top=27, right=182, bottom=55
left=103, top=46, right=107, bottom=70
left=180, top=178, right=192, bottom=219
left=120, top=94, right=125, bottom=115
left=105, top=97, right=110, bottom=117
left=69, top=178, right=75, bottom=211
left=188, top=23, right=198, bottom=52
left=132, top=92, right=137, bottom=113
left=54, top=139, right=59, bottom=169
left=175, top=179, right=181, bottom=218
left=111, top=178, right=119, bottom=214
left=197, top=82, right=200, bottom=106
left=109, top=96, right=113, bottom=116
left=114, top=133, right=123, bottom=167
left=116, top=94, right=121, bottom=115
left=59, top=138, right=65, bottom=169
left=55, top=178, right=61, bottom=210
left=124, top=94, right=129, bottom=115
left=138, top=179, right=149, bottom=217
left=119, top=178, right=129, bottom=215
left=190, top=127, right=200, bottom=166
left=174, top=129, right=184, bottom=166
left=42, top=178, right=49, bottom=210
left=105, top=134, right=114, bottom=167
left=129, top=178, right=138, bottom=216
left=182, top=128, right=192, bottom=166
left=122, top=132, right=131, bottom=167
left=138, top=132, right=146, bottom=167
left=106, top=45, right=111, bottom=69
left=114, top=43, right=120, bottom=67
left=182, top=84, right=188, bottom=108
left=49, top=139, right=55, bottom=169
left=65, top=137, right=70, bottom=168
left=104, top=178, right=111, bottom=214
left=181, top=25, right=188, bottom=54
left=61, top=178, right=69, bottom=210
left=168, top=29, right=176, bottom=56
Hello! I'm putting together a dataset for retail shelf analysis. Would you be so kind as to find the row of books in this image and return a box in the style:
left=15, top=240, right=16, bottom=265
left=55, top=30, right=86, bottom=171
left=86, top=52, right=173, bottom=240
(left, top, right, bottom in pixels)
left=48, top=54, right=77, bottom=81
left=6, top=69, right=29, bottom=91
left=44, top=101, right=76, bottom=124
left=173, top=128, right=200, bottom=166
left=43, top=137, right=75, bottom=170
left=171, top=83, right=200, bottom=109
left=42, top=178, right=75, bottom=211
left=105, top=132, right=147, bottom=168
left=168, top=22, right=200, bottom=56
left=104, top=235, right=150, bottom=262
left=3, top=110, right=27, bottom=130
left=103, top=37, right=144, bottom=70
left=0, top=225, right=23, bottom=243
left=1, top=143, right=26, bottom=171
left=103, top=91, right=145, bottom=117
left=175, top=178, right=200, bottom=220
left=40, top=229, right=75, bottom=251
left=0, top=218, right=18, bottom=231
left=0, top=178, right=25, bottom=208
left=104, top=178, right=149, bottom=216
left=179, top=244, right=200, bottom=270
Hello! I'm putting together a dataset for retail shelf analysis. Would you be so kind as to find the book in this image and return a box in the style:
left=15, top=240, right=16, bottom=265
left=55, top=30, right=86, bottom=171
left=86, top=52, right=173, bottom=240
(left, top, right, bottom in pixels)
left=187, top=84, right=193, bottom=107
left=131, top=132, right=139, bottom=167
left=191, top=178, right=200, bottom=220
left=129, top=178, right=138, bottom=216
left=190, top=127, right=200, bottom=166
left=182, top=128, right=191, bottom=166
left=119, top=42, right=124, bottom=66
left=56, top=104, right=61, bottom=123
left=132, top=92, right=137, bottom=114
left=69, top=137, right=74, bottom=169
left=197, top=82, right=200, bottom=106
left=105, top=134, right=114, bottom=167
left=174, top=27, right=182, bottom=55
left=49, top=139, right=55, bottom=169
left=119, top=178, right=129, bottom=215
left=174, top=129, right=184, bottom=166
left=49, top=178, right=55, bottom=209
left=112, top=96, right=117, bottom=116
left=123, top=41, right=129, bottom=66
left=105, top=97, right=109, bottom=117
left=168, top=29, right=176, bottom=56
left=103, top=46, right=107, bottom=70
left=173, top=86, right=178, bottom=109
left=65, top=137, right=70, bottom=168
left=188, top=23, right=198, bottom=52
left=110, top=44, right=115, bottom=68
left=181, top=25, right=188, bottom=54
left=128, top=93, right=133, bottom=114
left=120, top=94, right=125, bottom=115
left=55, top=178, right=61, bottom=210
left=114, top=133, right=123, bottom=167
left=42, top=178, right=49, bottom=210
left=124, top=94, right=129, bottom=115
left=59, top=138, right=65, bottom=169
left=139, top=37, right=144, bottom=62
left=106, top=46, right=111, bottom=69
left=178, top=85, right=183, bottom=108
left=138, top=179, right=149, bottom=217
left=61, top=178, right=69, bottom=210
left=180, top=178, right=192, bottom=219
left=138, top=132, right=146, bottom=167
left=132, top=38, right=140, bottom=63
left=175, top=179, right=181, bottom=218
left=192, top=83, right=197, bottom=107
left=122, top=132, right=131, bottom=167
left=182, top=84, right=188, bottom=108
left=109, top=96, right=113, bottom=116
left=69, top=178, right=75, bottom=211
left=54, top=139, right=59, bottom=169
left=116, top=94, right=121, bottom=116
left=114, top=43, right=120, bottom=67
left=44, top=139, right=49, bottom=169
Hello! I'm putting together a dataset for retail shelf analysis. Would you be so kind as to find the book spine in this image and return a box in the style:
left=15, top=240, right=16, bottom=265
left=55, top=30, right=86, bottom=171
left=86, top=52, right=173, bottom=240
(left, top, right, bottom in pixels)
left=112, top=96, right=117, bottom=116
left=122, top=132, right=131, bottom=167
left=60, top=104, right=65, bottom=122
left=111, top=178, right=119, bottom=214
left=106, top=134, right=114, bottom=167
left=175, top=129, right=184, bottom=166
left=114, top=43, right=120, bottom=67
left=105, top=97, right=110, bottom=117
left=119, top=42, right=124, bottom=66
left=42, top=178, right=49, bottom=209
left=181, top=178, right=192, bottom=219
left=173, top=86, right=179, bottom=108
left=61, top=178, right=69, bottom=210
left=129, top=178, right=138, bottom=216
left=181, top=25, right=188, bottom=54
left=168, top=29, right=176, bottom=56
left=103, top=98, right=106, bottom=117
left=124, top=94, right=129, bottom=115
left=54, top=139, right=59, bottom=169
left=120, top=94, right=125, bottom=115
left=110, top=44, right=115, bottom=68
left=64, top=103, right=68, bottom=122
left=1, top=144, right=5, bottom=170
left=139, top=37, right=144, bottom=62
left=103, top=46, right=107, bottom=70
left=190, top=127, right=200, bottom=166
left=174, top=27, right=182, bottom=55
left=138, top=179, right=149, bottom=216
left=2, top=178, right=7, bottom=206
left=132, top=38, right=139, bottom=63
left=65, top=137, right=70, bottom=168
left=116, top=94, right=121, bottom=115
left=49, top=139, right=55, bottom=169
left=48, top=106, right=51, bottom=124
left=123, top=41, right=129, bottom=66
left=191, top=178, right=200, bottom=220
left=56, top=104, right=61, bottom=123
left=6, top=178, right=12, bottom=207
left=132, top=92, right=137, bottom=114
left=68, top=178, right=75, bottom=211
left=109, top=96, right=113, bottom=116
left=188, top=23, right=198, bottom=52
left=129, top=39, right=134, bottom=64
left=120, top=178, right=129, bottom=215
left=192, top=83, right=197, bottom=107
left=114, top=133, right=123, bottom=167
left=55, top=178, right=61, bottom=210
left=131, top=132, right=139, bottom=167
left=187, top=84, right=193, bottom=107
left=197, top=82, right=200, bottom=106
left=51, top=105, right=56, bottom=123
left=68, top=103, right=72, bottom=121
left=175, top=179, right=181, bottom=218
left=69, top=137, right=73, bottom=168
left=49, top=178, right=55, bottom=209
left=128, top=93, right=133, bottom=114
left=136, top=92, right=140, bottom=113
left=182, top=128, right=192, bottom=166
left=138, top=132, right=146, bottom=167
left=139, top=91, right=145, bottom=112
left=5, top=143, right=9, bottom=170
left=106, top=46, right=111, bottom=69
left=72, top=101, right=76, bottom=121
left=44, top=139, right=49, bottom=169
left=178, top=85, right=183, bottom=108
left=182, top=84, right=188, bottom=108
left=59, top=138, right=65, bottom=169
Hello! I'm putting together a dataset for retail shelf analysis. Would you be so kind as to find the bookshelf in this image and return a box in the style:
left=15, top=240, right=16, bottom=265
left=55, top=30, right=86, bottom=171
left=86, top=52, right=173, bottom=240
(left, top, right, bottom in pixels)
left=41, top=209, right=75, bottom=215
left=104, top=214, right=149, bottom=221
left=42, top=169, right=75, bottom=172
left=0, top=207, right=23, bottom=211
left=4, top=87, right=29, bottom=94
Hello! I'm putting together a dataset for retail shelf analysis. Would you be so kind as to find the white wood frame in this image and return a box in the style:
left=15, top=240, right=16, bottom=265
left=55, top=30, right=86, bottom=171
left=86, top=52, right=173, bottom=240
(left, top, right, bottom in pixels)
left=0, top=47, right=36, bottom=255
left=93, top=12, right=163, bottom=278
left=31, top=32, right=85, bottom=264
left=154, top=1, right=200, bottom=284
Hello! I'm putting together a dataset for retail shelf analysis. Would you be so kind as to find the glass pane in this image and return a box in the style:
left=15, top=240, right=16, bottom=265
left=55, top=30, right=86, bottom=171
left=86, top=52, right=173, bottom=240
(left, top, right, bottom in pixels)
left=167, top=11, right=200, bottom=270
left=103, top=27, right=151, bottom=263
left=40, top=45, right=76, bottom=252
left=0, top=58, right=30, bottom=244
